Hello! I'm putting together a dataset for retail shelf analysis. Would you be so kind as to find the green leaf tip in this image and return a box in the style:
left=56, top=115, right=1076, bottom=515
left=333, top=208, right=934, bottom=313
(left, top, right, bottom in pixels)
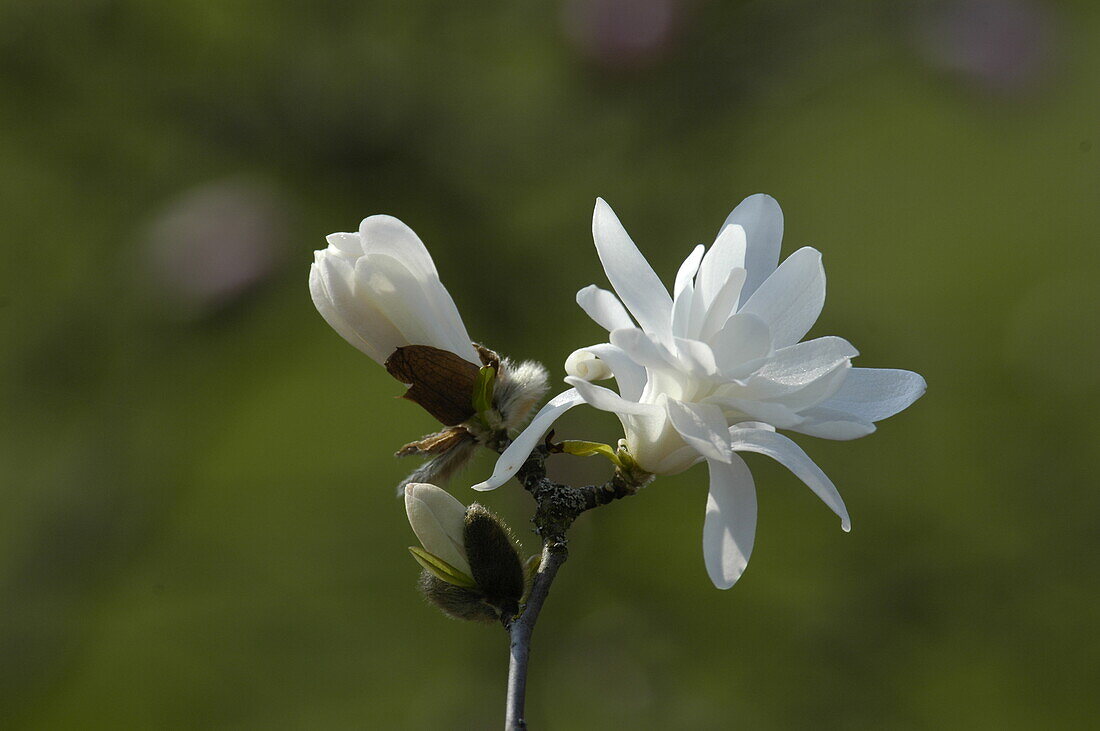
left=408, top=546, right=478, bottom=589
left=560, top=440, right=632, bottom=469
left=472, top=365, right=496, bottom=416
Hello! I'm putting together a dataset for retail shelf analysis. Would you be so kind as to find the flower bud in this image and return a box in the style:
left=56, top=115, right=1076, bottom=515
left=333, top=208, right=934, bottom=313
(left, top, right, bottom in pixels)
left=417, top=573, right=501, bottom=623
left=565, top=348, right=612, bottom=381
left=462, top=505, right=525, bottom=620
left=404, top=483, right=472, bottom=579
left=405, top=484, right=527, bottom=622
left=309, top=215, right=480, bottom=367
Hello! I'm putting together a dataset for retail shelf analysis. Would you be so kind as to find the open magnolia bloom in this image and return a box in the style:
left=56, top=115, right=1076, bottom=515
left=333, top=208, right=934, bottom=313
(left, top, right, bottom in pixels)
left=477, top=195, right=925, bottom=589
left=310, top=215, right=480, bottom=367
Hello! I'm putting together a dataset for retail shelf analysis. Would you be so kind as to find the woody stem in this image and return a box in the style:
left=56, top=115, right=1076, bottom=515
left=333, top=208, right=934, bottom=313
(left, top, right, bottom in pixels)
left=504, top=540, right=565, bottom=731
left=500, top=444, right=637, bottom=730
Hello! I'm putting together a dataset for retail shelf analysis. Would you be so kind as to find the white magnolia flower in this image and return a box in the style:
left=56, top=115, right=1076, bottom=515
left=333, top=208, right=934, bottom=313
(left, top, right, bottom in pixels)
left=405, top=482, right=473, bottom=578
left=309, top=215, right=480, bottom=366
left=477, top=195, right=926, bottom=589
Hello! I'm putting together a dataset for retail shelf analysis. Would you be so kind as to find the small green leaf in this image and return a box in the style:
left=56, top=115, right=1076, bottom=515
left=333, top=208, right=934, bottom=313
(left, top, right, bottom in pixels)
left=472, top=365, right=496, bottom=416
left=408, top=546, right=478, bottom=588
left=560, top=440, right=624, bottom=466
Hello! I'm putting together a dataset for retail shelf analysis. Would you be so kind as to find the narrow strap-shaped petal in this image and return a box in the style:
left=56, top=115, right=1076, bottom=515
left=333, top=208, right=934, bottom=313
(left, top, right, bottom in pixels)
left=650, top=444, right=706, bottom=474
left=666, top=400, right=732, bottom=463
left=472, top=389, right=585, bottom=491
left=565, top=376, right=662, bottom=416
left=670, top=277, right=710, bottom=341
left=576, top=284, right=635, bottom=332
left=788, top=409, right=876, bottom=441
left=738, top=247, right=825, bottom=348
left=697, top=268, right=747, bottom=342
left=571, top=342, right=647, bottom=402
left=753, top=336, right=858, bottom=386
left=671, top=278, right=696, bottom=340
left=813, top=368, right=927, bottom=423
left=697, top=224, right=747, bottom=310
left=609, top=327, right=677, bottom=370
left=719, top=194, right=783, bottom=306
left=703, top=455, right=758, bottom=589
left=674, top=244, right=706, bottom=298
left=762, top=362, right=851, bottom=413
left=673, top=337, right=718, bottom=378
left=592, top=199, right=673, bottom=344
left=729, top=427, right=851, bottom=531
left=705, top=395, right=805, bottom=430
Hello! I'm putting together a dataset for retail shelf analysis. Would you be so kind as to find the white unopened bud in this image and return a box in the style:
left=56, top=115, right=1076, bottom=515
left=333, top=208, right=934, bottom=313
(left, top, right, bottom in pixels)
left=565, top=349, right=612, bottom=381
left=309, top=216, right=480, bottom=366
left=404, top=483, right=472, bottom=577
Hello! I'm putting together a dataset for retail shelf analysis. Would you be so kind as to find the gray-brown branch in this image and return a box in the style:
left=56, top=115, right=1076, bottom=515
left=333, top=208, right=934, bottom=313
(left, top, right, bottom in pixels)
left=502, top=444, right=638, bottom=730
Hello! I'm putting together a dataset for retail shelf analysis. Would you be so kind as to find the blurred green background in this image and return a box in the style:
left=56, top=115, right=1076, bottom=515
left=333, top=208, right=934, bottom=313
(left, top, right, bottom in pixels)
left=2, top=0, right=1098, bottom=728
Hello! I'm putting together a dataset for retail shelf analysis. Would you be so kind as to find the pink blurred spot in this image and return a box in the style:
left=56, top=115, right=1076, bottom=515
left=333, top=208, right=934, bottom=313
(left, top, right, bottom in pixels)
left=144, top=179, right=288, bottom=316
left=915, top=0, right=1056, bottom=94
left=562, top=0, right=684, bottom=70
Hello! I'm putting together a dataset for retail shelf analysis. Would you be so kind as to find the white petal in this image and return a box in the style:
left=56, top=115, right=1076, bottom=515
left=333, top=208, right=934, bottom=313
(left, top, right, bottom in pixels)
left=763, top=361, right=851, bottom=412
left=697, top=268, right=747, bottom=342
left=609, top=327, right=676, bottom=370
left=670, top=279, right=696, bottom=339
left=697, top=224, right=747, bottom=310
left=815, top=368, right=927, bottom=423
left=674, top=337, right=718, bottom=377
left=728, top=427, right=851, bottom=531
left=720, top=194, right=784, bottom=305
left=752, top=336, right=858, bottom=387
left=789, top=409, right=876, bottom=441
left=353, top=254, right=440, bottom=347
left=573, top=342, right=647, bottom=402
left=650, top=444, right=706, bottom=474
left=404, top=483, right=473, bottom=576
left=359, top=218, right=478, bottom=363
left=565, top=376, right=662, bottom=416
left=674, top=244, right=705, bottom=298
left=325, top=232, right=363, bottom=256
left=592, top=199, right=673, bottom=344
left=738, top=247, right=825, bottom=348
left=576, top=284, right=635, bottom=332
left=703, top=455, right=758, bottom=590
left=359, top=215, right=439, bottom=282
left=565, top=348, right=612, bottom=381
left=355, top=253, right=479, bottom=363
left=310, top=260, right=383, bottom=362
left=710, top=312, right=772, bottom=377
left=666, top=400, right=732, bottom=463
left=708, top=396, right=805, bottom=430
left=315, top=254, right=404, bottom=364
left=473, top=389, right=585, bottom=491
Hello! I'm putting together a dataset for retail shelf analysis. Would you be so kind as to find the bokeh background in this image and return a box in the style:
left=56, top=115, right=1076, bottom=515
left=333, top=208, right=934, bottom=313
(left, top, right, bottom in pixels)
left=2, top=0, right=1098, bottom=728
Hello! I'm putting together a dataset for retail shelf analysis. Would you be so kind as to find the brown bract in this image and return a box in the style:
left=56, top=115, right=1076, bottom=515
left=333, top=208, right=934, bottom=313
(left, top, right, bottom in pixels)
left=385, top=345, right=481, bottom=425
left=396, top=426, right=475, bottom=457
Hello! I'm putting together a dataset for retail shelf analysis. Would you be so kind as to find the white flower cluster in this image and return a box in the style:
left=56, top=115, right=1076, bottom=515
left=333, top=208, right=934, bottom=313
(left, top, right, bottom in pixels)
left=312, top=196, right=925, bottom=589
